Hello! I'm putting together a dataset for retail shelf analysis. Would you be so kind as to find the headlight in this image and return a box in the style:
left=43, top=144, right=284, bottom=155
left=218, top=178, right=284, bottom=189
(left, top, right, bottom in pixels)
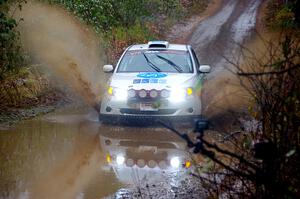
left=116, top=155, right=125, bottom=165
left=170, top=89, right=185, bottom=102
left=169, top=87, right=193, bottom=102
left=170, top=157, right=180, bottom=168
left=108, top=87, right=128, bottom=100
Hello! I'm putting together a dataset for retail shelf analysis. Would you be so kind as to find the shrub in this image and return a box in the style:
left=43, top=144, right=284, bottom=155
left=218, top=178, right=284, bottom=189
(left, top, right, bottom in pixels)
left=266, top=0, right=299, bottom=30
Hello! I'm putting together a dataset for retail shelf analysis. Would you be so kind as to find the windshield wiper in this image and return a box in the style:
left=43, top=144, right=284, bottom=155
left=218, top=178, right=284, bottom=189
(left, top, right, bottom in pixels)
left=142, top=52, right=161, bottom=72
left=156, top=55, right=183, bottom=73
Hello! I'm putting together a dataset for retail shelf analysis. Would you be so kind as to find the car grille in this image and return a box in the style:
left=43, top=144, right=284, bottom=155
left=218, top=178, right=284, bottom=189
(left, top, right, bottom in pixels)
left=120, top=108, right=177, bottom=115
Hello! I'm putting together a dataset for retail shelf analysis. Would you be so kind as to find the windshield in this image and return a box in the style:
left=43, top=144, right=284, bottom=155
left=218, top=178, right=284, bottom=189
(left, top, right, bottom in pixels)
left=117, top=50, right=193, bottom=73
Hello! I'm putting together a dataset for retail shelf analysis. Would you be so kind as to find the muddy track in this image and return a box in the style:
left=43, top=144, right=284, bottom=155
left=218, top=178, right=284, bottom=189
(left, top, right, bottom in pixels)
left=188, top=0, right=262, bottom=129
left=190, top=0, right=261, bottom=68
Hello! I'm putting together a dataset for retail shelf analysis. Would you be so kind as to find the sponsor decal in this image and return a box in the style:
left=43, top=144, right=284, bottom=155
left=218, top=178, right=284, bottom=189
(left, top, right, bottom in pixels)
left=132, top=78, right=167, bottom=84
left=133, top=79, right=141, bottom=84
left=141, top=79, right=150, bottom=83
left=149, top=79, right=158, bottom=83
left=158, top=79, right=167, bottom=84
left=137, top=72, right=167, bottom=79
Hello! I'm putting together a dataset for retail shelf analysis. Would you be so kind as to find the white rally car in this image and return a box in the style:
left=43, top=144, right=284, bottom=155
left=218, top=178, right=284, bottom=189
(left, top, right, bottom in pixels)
left=100, top=41, right=210, bottom=124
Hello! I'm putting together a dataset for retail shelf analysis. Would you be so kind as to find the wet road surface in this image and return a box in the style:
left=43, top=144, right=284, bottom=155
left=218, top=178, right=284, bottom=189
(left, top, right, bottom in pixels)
left=0, top=0, right=262, bottom=198
left=0, top=107, right=200, bottom=199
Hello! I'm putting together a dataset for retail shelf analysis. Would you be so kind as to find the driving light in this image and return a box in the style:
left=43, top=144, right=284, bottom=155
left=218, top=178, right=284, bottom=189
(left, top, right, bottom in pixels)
left=138, top=89, right=147, bottom=98
left=128, top=89, right=136, bottom=98
left=116, top=155, right=125, bottom=165
left=170, top=157, right=180, bottom=168
left=150, top=90, right=158, bottom=98
left=137, top=159, right=146, bottom=168
left=161, top=89, right=170, bottom=98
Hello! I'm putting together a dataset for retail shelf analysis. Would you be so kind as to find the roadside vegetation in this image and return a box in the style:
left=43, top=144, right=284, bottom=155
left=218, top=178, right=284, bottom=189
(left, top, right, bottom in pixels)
left=265, top=0, right=300, bottom=30
left=0, top=0, right=57, bottom=111
left=172, top=1, right=300, bottom=197
left=47, top=0, right=209, bottom=62
left=194, top=34, right=300, bottom=198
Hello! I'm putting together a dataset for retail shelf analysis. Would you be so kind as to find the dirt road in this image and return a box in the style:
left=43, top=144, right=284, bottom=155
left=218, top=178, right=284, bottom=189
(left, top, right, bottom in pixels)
left=189, top=0, right=261, bottom=129
left=0, top=0, right=262, bottom=198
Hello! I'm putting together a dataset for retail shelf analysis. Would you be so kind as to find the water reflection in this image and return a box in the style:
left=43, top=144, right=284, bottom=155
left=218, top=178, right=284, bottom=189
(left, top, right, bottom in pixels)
left=98, top=125, right=197, bottom=198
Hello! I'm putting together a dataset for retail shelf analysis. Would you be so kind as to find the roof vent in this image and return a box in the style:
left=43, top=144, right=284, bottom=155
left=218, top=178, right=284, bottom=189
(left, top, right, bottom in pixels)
left=147, top=41, right=169, bottom=49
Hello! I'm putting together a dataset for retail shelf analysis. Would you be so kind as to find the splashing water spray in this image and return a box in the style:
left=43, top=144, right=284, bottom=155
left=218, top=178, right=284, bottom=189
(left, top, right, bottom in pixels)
left=15, top=1, right=108, bottom=112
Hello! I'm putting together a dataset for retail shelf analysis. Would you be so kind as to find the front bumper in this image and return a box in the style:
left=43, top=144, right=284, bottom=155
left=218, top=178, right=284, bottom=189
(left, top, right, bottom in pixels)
left=101, top=96, right=201, bottom=115
left=100, top=96, right=203, bottom=124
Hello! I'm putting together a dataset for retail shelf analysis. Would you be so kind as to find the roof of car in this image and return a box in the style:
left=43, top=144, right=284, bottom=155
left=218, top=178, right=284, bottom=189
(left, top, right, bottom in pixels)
left=128, top=43, right=189, bottom=51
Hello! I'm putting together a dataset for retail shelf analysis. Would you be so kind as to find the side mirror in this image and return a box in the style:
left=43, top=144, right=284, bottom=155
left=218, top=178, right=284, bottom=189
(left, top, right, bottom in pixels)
left=199, top=65, right=211, bottom=73
left=103, top=65, right=114, bottom=73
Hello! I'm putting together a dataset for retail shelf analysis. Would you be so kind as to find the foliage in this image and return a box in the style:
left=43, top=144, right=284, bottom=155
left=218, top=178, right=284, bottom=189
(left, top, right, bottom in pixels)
left=182, top=34, right=300, bottom=198
left=180, top=0, right=209, bottom=16
left=0, top=0, right=48, bottom=109
left=47, top=0, right=183, bottom=33
left=266, top=0, right=300, bottom=30
left=0, top=0, right=25, bottom=81
left=46, top=0, right=197, bottom=62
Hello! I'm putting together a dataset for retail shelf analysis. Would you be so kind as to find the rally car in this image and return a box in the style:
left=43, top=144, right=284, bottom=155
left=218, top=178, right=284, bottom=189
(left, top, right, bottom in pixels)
left=99, top=41, right=211, bottom=123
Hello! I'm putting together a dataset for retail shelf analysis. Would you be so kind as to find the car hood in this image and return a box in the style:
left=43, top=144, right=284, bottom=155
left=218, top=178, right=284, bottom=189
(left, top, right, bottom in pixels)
left=110, top=72, right=196, bottom=90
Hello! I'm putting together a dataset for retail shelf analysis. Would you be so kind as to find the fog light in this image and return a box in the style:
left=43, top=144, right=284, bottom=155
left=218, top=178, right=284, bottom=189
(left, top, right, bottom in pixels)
left=106, top=106, right=112, bottom=112
left=188, top=108, right=193, bottom=113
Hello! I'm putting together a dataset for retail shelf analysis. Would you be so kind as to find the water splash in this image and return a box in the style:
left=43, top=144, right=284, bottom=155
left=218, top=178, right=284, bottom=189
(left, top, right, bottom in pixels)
left=15, top=1, right=107, bottom=111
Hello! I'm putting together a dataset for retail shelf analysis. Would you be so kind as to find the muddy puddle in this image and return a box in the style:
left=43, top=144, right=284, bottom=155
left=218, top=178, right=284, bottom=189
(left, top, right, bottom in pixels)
left=0, top=107, right=200, bottom=199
